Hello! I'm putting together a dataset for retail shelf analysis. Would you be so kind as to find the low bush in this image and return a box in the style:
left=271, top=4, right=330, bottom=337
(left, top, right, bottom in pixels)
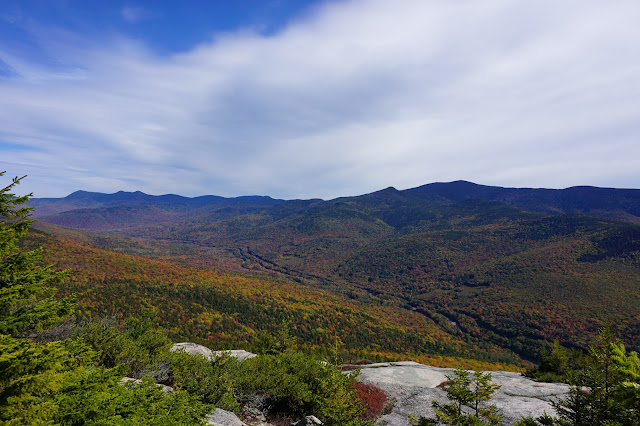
left=234, top=350, right=371, bottom=425
left=163, top=350, right=239, bottom=411
left=354, top=382, right=389, bottom=420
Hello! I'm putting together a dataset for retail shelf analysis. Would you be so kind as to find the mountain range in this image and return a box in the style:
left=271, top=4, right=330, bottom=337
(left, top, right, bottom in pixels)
left=30, top=180, right=640, bottom=224
left=28, top=181, right=640, bottom=364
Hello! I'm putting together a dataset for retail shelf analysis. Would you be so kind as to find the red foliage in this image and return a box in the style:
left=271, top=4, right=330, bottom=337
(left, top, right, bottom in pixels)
left=354, top=382, right=388, bottom=420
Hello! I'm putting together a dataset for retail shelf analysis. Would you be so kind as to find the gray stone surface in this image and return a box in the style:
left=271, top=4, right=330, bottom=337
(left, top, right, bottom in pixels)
left=356, top=362, right=569, bottom=425
left=214, top=349, right=258, bottom=362
left=171, top=342, right=214, bottom=359
left=170, top=343, right=257, bottom=362
left=291, top=415, right=323, bottom=425
left=206, top=408, right=248, bottom=426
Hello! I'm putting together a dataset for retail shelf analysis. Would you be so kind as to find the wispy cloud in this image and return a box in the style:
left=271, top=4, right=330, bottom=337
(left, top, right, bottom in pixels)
left=1, top=0, right=639, bottom=198
left=121, top=5, right=154, bottom=23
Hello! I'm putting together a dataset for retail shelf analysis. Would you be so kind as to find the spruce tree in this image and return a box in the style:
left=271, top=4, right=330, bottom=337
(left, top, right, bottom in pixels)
left=0, top=172, right=74, bottom=336
left=410, top=368, right=503, bottom=425
left=0, top=172, right=76, bottom=422
left=553, top=327, right=640, bottom=425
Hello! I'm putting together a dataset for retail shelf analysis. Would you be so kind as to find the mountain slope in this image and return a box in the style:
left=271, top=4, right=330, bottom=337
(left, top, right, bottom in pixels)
left=404, top=180, right=640, bottom=224
left=22, top=228, right=523, bottom=368
left=335, top=213, right=640, bottom=356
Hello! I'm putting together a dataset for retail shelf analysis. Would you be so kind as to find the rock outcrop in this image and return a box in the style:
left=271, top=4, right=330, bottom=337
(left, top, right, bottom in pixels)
left=291, top=415, right=323, bottom=425
left=206, top=408, right=248, bottom=426
left=221, top=349, right=258, bottom=362
left=355, top=361, right=569, bottom=425
left=170, top=343, right=257, bottom=361
left=171, top=342, right=215, bottom=359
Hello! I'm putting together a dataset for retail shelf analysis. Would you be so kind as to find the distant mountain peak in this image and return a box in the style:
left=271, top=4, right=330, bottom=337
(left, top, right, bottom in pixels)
left=377, top=186, right=400, bottom=193
left=66, top=190, right=100, bottom=199
left=113, top=190, right=147, bottom=195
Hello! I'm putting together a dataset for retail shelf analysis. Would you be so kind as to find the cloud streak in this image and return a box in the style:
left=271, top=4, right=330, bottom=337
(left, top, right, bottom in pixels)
left=1, top=0, right=639, bottom=198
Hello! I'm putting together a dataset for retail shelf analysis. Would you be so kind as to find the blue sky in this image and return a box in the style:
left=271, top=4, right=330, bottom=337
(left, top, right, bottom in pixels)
left=1, top=0, right=639, bottom=199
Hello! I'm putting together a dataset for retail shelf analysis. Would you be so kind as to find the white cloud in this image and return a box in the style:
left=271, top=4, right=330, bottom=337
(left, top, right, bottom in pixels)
left=1, top=0, right=639, bottom=198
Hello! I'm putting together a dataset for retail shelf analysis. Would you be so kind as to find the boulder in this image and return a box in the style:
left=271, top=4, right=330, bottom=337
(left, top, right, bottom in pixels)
left=206, top=408, right=247, bottom=426
left=242, top=405, right=267, bottom=423
left=291, top=415, right=323, bottom=425
left=356, top=362, right=569, bottom=425
left=170, top=342, right=214, bottom=359
left=170, top=343, right=257, bottom=362
left=215, top=349, right=258, bottom=362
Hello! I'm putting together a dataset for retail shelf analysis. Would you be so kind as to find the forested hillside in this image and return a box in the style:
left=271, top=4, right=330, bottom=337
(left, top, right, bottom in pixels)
left=23, top=228, right=519, bottom=369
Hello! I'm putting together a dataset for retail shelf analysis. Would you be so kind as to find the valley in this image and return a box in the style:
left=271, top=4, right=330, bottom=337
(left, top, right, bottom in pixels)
left=28, top=181, right=640, bottom=366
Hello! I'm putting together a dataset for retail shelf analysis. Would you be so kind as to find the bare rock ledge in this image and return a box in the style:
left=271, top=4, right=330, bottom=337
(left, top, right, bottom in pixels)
left=356, top=361, right=569, bottom=426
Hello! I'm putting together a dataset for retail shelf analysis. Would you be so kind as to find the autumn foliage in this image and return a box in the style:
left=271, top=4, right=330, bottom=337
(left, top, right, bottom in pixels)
left=354, top=382, right=389, bottom=420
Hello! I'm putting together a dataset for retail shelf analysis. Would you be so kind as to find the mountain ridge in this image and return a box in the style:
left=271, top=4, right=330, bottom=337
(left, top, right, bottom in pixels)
left=30, top=189, right=280, bottom=215
left=30, top=180, right=640, bottom=225
left=402, top=180, right=640, bottom=224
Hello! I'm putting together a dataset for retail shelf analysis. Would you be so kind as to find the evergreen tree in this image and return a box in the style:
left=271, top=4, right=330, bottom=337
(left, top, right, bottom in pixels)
left=0, top=173, right=77, bottom=422
left=0, top=172, right=74, bottom=336
left=526, top=340, right=572, bottom=383
left=553, top=327, right=640, bottom=425
left=410, top=368, right=503, bottom=425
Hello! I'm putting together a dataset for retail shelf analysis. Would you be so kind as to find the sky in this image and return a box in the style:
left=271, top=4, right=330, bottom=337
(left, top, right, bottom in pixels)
left=1, top=0, right=639, bottom=200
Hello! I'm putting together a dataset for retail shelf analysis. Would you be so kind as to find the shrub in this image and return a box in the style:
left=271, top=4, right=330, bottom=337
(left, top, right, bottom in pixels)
left=234, top=350, right=371, bottom=425
left=78, top=316, right=171, bottom=377
left=163, top=350, right=239, bottom=411
left=56, top=373, right=210, bottom=425
left=354, top=382, right=389, bottom=420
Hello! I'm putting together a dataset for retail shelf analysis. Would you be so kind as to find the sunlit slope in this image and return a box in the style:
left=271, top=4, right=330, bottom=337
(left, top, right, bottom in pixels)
left=24, top=229, right=522, bottom=366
